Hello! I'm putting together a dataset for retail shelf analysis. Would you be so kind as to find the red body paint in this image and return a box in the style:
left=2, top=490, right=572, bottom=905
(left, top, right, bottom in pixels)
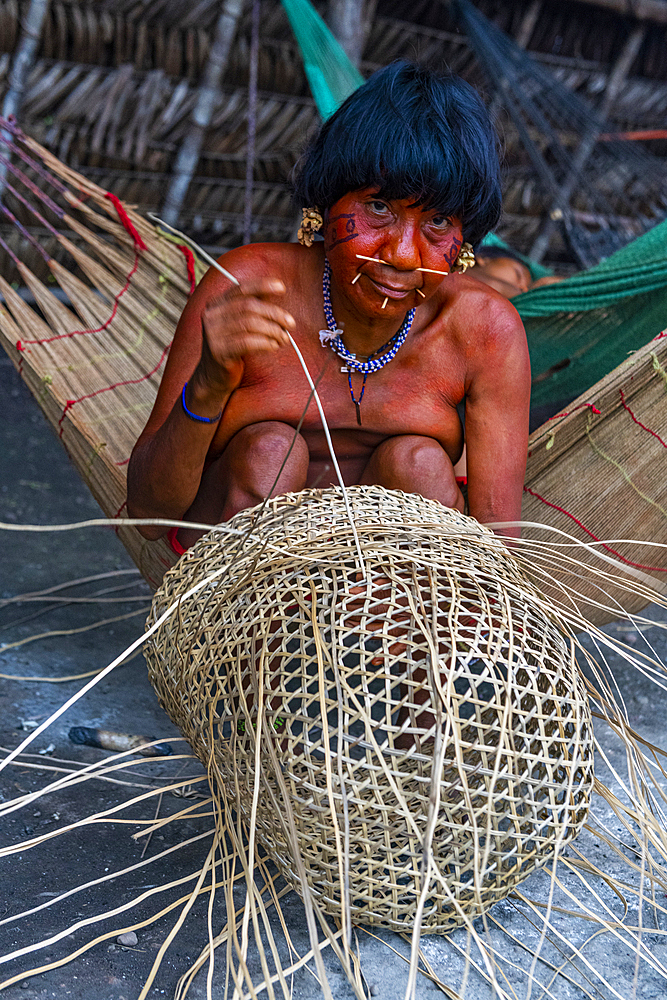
left=129, top=186, right=531, bottom=542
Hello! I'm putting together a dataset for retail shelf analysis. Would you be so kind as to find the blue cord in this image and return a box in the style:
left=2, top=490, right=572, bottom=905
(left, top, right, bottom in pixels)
left=181, top=382, right=222, bottom=424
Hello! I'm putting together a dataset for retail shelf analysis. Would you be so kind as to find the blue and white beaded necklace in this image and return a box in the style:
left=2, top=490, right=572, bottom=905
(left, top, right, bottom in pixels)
left=320, top=260, right=416, bottom=425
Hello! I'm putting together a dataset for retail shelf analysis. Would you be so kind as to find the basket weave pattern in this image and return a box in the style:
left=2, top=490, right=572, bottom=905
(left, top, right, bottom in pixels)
left=146, top=487, right=594, bottom=932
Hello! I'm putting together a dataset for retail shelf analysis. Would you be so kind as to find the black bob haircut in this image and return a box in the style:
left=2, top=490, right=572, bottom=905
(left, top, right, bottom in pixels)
left=292, top=62, right=502, bottom=247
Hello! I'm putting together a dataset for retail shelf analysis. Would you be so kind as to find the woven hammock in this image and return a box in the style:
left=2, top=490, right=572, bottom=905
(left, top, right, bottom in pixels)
left=480, top=218, right=667, bottom=410
left=146, top=486, right=595, bottom=933
left=0, top=118, right=194, bottom=587
left=0, top=121, right=666, bottom=622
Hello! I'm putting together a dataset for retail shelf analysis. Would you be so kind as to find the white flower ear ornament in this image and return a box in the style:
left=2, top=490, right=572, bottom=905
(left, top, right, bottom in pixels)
left=453, top=242, right=476, bottom=273
left=298, top=207, right=324, bottom=247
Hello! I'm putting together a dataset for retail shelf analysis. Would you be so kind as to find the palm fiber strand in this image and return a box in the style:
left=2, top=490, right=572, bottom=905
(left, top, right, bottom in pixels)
left=2, top=493, right=667, bottom=995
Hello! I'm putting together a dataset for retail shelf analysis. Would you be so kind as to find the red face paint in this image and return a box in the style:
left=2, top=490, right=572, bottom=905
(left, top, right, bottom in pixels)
left=323, top=189, right=463, bottom=321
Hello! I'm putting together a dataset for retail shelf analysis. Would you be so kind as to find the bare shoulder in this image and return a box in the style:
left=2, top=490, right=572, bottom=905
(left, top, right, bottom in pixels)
left=197, top=242, right=312, bottom=296
left=455, top=275, right=526, bottom=347
left=445, top=273, right=527, bottom=354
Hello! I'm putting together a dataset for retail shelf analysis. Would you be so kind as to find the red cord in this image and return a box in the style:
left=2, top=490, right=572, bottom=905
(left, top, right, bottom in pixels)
left=58, top=343, right=171, bottom=437
left=523, top=485, right=667, bottom=572
left=619, top=388, right=667, bottom=448
left=548, top=403, right=601, bottom=420
left=104, top=192, right=147, bottom=252
left=176, top=244, right=197, bottom=295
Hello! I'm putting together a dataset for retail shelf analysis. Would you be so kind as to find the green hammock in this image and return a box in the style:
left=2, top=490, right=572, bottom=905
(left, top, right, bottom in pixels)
left=280, top=0, right=667, bottom=411
left=279, top=0, right=363, bottom=120
left=516, top=220, right=667, bottom=315
left=514, top=220, right=667, bottom=409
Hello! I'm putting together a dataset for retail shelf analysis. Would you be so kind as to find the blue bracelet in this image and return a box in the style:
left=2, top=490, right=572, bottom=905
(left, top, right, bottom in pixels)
left=181, top=382, right=222, bottom=424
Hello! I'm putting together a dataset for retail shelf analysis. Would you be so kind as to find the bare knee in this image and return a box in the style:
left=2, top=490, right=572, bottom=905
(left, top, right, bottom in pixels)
left=228, top=421, right=308, bottom=473
left=223, top=421, right=309, bottom=514
left=175, top=422, right=308, bottom=547
left=382, top=435, right=444, bottom=475
left=364, top=435, right=463, bottom=511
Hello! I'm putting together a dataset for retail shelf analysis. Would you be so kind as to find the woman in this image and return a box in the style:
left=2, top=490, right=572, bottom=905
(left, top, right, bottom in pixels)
left=127, top=62, right=530, bottom=548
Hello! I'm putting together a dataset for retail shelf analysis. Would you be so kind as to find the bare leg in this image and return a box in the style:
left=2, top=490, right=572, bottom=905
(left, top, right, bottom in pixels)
left=176, top=421, right=309, bottom=548
left=359, top=434, right=464, bottom=511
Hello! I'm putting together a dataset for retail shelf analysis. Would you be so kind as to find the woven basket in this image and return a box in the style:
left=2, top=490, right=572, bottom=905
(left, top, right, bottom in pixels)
left=145, top=486, right=594, bottom=933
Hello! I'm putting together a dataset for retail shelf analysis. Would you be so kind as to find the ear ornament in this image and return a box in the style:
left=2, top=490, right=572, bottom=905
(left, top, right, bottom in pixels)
left=453, top=242, right=476, bottom=273
left=297, top=207, right=323, bottom=247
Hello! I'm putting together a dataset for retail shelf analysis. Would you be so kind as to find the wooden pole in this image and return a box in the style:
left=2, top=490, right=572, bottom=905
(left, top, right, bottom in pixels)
left=161, top=0, right=245, bottom=229
left=488, top=1, right=542, bottom=122
left=0, top=0, right=50, bottom=193
left=563, top=0, right=667, bottom=25
left=243, top=0, right=260, bottom=245
left=327, top=0, right=376, bottom=68
left=515, top=0, right=543, bottom=47
left=1, top=0, right=50, bottom=121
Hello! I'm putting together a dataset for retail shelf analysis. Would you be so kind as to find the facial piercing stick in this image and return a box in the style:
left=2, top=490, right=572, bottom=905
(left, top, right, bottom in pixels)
left=351, top=273, right=361, bottom=284
left=352, top=253, right=450, bottom=284
left=354, top=255, right=425, bottom=301
left=355, top=254, right=450, bottom=279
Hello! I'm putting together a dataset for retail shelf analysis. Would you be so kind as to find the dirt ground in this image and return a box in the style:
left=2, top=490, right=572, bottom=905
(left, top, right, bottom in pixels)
left=2, top=352, right=667, bottom=999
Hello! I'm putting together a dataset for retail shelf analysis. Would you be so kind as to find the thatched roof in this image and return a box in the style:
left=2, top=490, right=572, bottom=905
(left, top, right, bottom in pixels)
left=1, top=0, right=666, bottom=273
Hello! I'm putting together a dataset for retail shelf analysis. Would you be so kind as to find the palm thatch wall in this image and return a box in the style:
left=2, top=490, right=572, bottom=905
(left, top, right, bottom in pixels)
left=1, top=0, right=666, bottom=278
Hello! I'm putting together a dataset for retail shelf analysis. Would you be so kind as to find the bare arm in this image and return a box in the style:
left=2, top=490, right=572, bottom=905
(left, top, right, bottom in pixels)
left=127, top=260, right=295, bottom=539
left=463, top=297, right=531, bottom=539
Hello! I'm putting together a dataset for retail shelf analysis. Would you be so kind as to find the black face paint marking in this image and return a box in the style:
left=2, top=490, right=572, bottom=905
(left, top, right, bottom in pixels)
left=443, top=235, right=462, bottom=269
left=325, top=213, right=359, bottom=252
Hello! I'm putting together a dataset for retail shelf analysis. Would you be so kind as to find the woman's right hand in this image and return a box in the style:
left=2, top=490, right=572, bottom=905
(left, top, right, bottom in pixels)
left=195, top=278, right=296, bottom=393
